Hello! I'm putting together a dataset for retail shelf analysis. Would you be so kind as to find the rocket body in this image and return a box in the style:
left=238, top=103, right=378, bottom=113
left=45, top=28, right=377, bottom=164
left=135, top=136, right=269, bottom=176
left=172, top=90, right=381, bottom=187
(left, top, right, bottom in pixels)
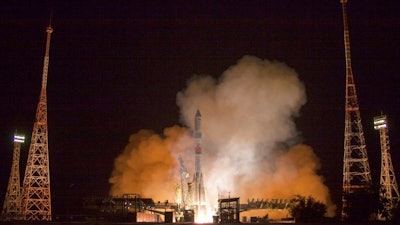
left=193, top=110, right=206, bottom=208
left=194, top=110, right=202, bottom=173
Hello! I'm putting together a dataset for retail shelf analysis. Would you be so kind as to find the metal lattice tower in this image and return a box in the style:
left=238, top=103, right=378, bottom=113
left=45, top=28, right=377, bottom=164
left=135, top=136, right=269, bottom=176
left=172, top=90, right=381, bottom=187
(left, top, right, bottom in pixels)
left=178, top=156, right=192, bottom=210
left=1, top=133, right=25, bottom=221
left=21, top=22, right=53, bottom=221
left=374, top=114, right=399, bottom=220
left=340, top=0, right=372, bottom=220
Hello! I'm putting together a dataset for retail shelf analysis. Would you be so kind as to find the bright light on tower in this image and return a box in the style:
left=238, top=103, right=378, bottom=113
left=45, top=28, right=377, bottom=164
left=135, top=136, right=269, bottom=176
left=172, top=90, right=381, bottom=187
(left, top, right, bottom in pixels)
left=374, top=115, right=387, bottom=130
left=14, top=134, right=25, bottom=143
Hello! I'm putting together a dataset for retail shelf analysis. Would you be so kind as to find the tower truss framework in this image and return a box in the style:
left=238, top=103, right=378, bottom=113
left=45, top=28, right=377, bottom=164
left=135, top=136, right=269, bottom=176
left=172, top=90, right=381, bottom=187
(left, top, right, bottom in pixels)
left=340, top=0, right=372, bottom=220
left=1, top=133, right=25, bottom=221
left=21, top=23, right=53, bottom=221
left=374, top=114, right=399, bottom=220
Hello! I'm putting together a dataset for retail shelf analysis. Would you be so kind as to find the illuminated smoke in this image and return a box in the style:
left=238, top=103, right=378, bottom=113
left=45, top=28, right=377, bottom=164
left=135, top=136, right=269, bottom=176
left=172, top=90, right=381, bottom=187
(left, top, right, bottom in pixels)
left=109, top=55, right=336, bottom=217
left=176, top=55, right=335, bottom=216
left=109, top=126, right=194, bottom=201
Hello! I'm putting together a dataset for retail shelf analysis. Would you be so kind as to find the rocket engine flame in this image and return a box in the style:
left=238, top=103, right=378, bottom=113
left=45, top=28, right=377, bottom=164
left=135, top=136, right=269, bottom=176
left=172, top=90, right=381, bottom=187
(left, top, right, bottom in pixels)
left=109, top=55, right=336, bottom=219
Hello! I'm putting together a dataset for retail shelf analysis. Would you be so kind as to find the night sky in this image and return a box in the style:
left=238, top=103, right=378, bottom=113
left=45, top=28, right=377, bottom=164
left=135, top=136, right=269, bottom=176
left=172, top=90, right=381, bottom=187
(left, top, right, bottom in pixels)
left=1, top=0, right=400, bottom=216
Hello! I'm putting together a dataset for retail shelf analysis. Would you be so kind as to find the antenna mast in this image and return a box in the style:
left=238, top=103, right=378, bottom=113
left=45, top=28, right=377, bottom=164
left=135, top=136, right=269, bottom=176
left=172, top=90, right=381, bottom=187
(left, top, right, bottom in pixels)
left=1, top=133, right=25, bottom=221
left=374, top=114, right=400, bottom=220
left=340, top=0, right=372, bottom=220
left=21, top=17, right=53, bottom=221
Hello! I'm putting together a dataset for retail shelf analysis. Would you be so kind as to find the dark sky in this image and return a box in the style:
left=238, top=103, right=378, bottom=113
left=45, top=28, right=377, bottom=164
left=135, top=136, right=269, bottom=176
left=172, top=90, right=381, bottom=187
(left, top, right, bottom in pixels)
left=1, top=0, right=400, bottom=216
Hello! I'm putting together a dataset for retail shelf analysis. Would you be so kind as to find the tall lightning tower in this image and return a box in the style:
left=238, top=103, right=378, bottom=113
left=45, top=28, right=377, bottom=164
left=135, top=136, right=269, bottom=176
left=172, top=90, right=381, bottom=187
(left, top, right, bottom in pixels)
left=374, top=114, right=399, bottom=220
left=1, top=133, right=25, bottom=221
left=340, top=0, right=372, bottom=220
left=21, top=19, right=53, bottom=221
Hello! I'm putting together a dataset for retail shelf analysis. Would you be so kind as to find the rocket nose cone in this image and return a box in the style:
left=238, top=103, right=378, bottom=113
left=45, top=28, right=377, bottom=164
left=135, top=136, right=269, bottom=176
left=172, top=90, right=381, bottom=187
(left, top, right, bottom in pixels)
left=196, top=109, right=201, bottom=117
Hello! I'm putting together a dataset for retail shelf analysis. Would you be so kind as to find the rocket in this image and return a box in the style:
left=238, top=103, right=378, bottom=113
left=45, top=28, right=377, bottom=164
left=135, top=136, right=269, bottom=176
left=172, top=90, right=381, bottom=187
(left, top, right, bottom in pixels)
left=193, top=109, right=206, bottom=208
left=194, top=110, right=202, bottom=172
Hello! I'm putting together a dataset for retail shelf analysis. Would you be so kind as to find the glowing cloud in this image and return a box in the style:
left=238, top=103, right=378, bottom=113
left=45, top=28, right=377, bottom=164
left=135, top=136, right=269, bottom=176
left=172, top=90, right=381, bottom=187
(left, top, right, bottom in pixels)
left=109, top=55, right=336, bottom=217
left=109, top=126, right=193, bottom=201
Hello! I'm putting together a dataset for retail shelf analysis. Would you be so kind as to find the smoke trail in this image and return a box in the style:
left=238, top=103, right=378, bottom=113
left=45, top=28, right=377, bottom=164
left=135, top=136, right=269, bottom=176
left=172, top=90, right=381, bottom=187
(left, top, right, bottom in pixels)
left=109, top=55, right=336, bottom=217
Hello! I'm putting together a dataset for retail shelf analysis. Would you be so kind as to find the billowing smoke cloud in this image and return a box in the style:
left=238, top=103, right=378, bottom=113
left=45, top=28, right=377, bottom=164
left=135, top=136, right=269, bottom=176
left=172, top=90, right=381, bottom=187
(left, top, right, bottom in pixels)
left=109, top=55, right=336, bottom=217
left=176, top=56, right=335, bottom=216
left=109, top=126, right=194, bottom=201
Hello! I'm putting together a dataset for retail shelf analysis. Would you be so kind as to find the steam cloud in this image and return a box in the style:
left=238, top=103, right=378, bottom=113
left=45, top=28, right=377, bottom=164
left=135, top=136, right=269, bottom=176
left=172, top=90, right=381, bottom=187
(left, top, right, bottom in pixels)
left=109, top=56, right=336, bottom=217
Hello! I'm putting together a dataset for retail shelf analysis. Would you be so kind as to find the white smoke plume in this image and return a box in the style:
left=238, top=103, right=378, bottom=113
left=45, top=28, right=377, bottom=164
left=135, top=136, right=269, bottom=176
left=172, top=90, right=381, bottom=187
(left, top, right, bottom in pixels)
left=109, top=55, right=336, bottom=217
